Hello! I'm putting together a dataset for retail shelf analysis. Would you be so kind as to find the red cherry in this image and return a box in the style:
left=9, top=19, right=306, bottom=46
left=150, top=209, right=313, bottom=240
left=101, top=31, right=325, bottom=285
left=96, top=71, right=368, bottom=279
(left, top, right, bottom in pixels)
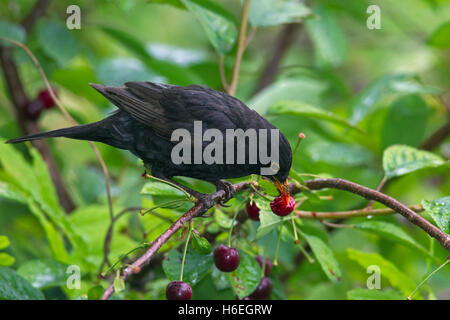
left=246, top=201, right=260, bottom=221
left=249, top=277, right=272, bottom=300
left=38, top=89, right=56, bottom=109
left=255, top=256, right=272, bottom=276
left=166, top=281, right=192, bottom=300
left=270, top=195, right=295, bottom=216
left=23, top=100, right=44, bottom=121
left=214, top=245, right=240, bottom=272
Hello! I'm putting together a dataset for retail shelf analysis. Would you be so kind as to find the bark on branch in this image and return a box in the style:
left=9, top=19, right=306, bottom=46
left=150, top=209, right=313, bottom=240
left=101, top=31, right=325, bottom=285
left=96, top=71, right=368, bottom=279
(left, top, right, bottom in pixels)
left=100, top=178, right=449, bottom=300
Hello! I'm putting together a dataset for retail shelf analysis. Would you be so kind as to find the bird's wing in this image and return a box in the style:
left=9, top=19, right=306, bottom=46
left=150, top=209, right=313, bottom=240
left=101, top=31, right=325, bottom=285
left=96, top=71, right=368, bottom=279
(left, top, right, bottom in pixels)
left=90, top=82, right=255, bottom=140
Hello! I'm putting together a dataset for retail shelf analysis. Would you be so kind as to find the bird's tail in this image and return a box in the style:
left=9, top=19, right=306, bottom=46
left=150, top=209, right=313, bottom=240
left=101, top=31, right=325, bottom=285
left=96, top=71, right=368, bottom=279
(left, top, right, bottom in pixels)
left=6, top=122, right=104, bottom=144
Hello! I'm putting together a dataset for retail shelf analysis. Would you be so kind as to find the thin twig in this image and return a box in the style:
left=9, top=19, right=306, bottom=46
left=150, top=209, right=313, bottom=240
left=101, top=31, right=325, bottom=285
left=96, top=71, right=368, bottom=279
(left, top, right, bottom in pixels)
left=365, top=176, right=387, bottom=210
left=296, top=204, right=423, bottom=219
left=228, top=0, right=251, bottom=96
left=420, top=119, right=450, bottom=151
left=218, top=55, right=229, bottom=91
left=98, top=207, right=142, bottom=275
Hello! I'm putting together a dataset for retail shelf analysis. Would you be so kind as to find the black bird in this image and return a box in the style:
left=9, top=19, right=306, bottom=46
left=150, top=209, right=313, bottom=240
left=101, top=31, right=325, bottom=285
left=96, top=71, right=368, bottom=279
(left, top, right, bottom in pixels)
left=6, top=82, right=292, bottom=204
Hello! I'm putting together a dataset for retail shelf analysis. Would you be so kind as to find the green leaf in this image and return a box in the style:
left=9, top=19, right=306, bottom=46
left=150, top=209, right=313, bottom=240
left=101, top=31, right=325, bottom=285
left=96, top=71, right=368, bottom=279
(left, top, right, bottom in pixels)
left=192, top=234, right=212, bottom=254
left=0, top=142, right=84, bottom=260
left=214, top=208, right=237, bottom=229
left=227, top=250, right=261, bottom=299
left=349, top=73, right=441, bottom=124
left=0, top=20, right=26, bottom=46
left=141, top=181, right=186, bottom=198
left=162, top=249, right=213, bottom=285
left=268, top=100, right=363, bottom=133
left=88, top=285, right=104, bottom=300
left=247, top=0, right=311, bottom=27
left=149, top=0, right=186, bottom=9
left=250, top=77, right=328, bottom=114
left=422, top=197, right=450, bottom=234
left=0, top=267, right=44, bottom=300
left=305, top=141, right=373, bottom=167
left=254, top=198, right=291, bottom=239
left=382, top=145, right=446, bottom=179
left=69, top=205, right=140, bottom=272
left=0, top=253, right=14, bottom=267
left=354, top=221, right=436, bottom=260
left=428, top=21, right=450, bottom=48
left=381, top=95, right=429, bottom=150
left=347, top=249, right=419, bottom=298
left=0, top=181, right=27, bottom=203
left=17, top=259, right=68, bottom=289
left=180, top=0, right=237, bottom=54
left=347, top=288, right=405, bottom=300
left=289, top=168, right=306, bottom=184
left=300, top=230, right=341, bottom=282
left=0, top=235, right=10, bottom=250
left=38, top=19, right=79, bottom=66
left=29, top=148, right=86, bottom=253
left=27, top=201, right=71, bottom=264
left=100, top=27, right=201, bottom=85
left=305, top=5, right=347, bottom=67
left=97, top=58, right=165, bottom=86
left=258, top=179, right=279, bottom=197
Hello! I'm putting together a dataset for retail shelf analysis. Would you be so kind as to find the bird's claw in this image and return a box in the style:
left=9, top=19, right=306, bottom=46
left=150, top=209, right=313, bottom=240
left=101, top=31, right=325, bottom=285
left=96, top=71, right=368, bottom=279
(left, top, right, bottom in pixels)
left=215, top=180, right=234, bottom=206
left=195, top=193, right=215, bottom=210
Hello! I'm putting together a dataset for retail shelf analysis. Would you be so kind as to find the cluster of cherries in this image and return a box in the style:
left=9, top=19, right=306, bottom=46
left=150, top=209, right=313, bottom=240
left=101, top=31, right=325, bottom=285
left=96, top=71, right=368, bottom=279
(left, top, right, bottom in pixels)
left=23, top=89, right=56, bottom=121
left=166, top=192, right=295, bottom=300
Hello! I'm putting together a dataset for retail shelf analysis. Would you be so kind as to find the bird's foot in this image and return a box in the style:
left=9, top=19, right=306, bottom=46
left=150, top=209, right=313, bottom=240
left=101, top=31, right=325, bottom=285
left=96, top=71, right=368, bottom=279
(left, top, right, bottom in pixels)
left=194, top=193, right=216, bottom=210
left=212, top=180, right=234, bottom=206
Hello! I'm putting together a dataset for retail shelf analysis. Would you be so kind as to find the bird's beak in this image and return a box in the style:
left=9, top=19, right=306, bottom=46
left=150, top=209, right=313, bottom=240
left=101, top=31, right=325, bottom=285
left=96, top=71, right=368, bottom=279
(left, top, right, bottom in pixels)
left=274, top=177, right=290, bottom=204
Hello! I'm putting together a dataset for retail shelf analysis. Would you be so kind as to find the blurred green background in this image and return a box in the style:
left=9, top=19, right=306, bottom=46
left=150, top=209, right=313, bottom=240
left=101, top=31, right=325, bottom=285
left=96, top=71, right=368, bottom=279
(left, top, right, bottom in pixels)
left=0, top=0, right=449, bottom=300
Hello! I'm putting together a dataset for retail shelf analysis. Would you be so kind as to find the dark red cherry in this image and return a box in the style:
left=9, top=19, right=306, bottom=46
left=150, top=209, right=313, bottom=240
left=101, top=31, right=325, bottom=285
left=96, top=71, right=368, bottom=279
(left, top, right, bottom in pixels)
left=38, top=89, right=57, bottom=109
left=249, top=277, right=272, bottom=300
left=23, top=100, right=44, bottom=121
left=270, top=195, right=295, bottom=216
left=214, top=245, right=240, bottom=272
left=246, top=200, right=260, bottom=221
left=166, top=281, right=192, bottom=300
left=255, top=256, right=272, bottom=276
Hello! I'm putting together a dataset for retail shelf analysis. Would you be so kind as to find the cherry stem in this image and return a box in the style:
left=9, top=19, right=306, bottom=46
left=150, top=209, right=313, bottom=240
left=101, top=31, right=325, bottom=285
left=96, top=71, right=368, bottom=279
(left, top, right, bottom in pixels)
left=291, top=215, right=299, bottom=243
left=293, top=132, right=306, bottom=158
left=180, top=223, right=193, bottom=282
left=407, top=257, right=449, bottom=300
left=273, top=224, right=283, bottom=266
left=228, top=204, right=242, bottom=247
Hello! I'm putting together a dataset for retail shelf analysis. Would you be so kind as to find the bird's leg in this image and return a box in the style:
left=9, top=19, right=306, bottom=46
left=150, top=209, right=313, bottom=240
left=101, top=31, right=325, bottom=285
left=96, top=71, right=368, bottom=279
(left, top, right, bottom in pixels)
left=205, top=180, right=234, bottom=206
left=150, top=173, right=215, bottom=209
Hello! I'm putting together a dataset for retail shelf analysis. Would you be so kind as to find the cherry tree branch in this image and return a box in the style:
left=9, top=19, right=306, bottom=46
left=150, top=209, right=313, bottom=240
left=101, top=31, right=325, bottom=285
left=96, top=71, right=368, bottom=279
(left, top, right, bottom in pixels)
left=297, top=179, right=450, bottom=250
left=100, top=178, right=449, bottom=299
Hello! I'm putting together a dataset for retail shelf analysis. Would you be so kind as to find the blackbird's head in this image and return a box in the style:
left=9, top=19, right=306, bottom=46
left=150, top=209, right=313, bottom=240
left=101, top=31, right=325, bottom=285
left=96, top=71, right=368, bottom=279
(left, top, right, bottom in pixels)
left=269, top=132, right=292, bottom=203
